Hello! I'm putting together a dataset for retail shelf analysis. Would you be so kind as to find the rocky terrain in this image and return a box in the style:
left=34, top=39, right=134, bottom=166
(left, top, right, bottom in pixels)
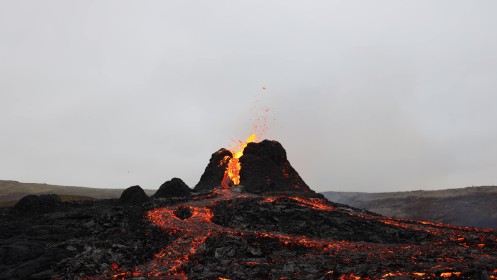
left=1, top=140, right=497, bottom=279
left=0, top=195, right=171, bottom=279
left=322, top=186, right=497, bottom=229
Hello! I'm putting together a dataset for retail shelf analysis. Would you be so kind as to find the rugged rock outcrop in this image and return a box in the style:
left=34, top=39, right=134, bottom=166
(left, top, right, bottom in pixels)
left=194, top=149, right=232, bottom=192
left=119, top=185, right=148, bottom=205
left=240, top=140, right=314, bottom=194
left=194, top=140, right=315, bottom=195
left=152, top=178, right=191, bottom=198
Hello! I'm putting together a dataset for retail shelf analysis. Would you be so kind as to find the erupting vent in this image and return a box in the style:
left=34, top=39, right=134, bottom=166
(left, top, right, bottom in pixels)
left=194, top=138, right=315, bottom=195
left=221, top=134, right=257, bottom=188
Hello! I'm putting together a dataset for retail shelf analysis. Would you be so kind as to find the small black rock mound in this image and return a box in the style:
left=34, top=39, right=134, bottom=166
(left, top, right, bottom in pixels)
left=14, top=194, right=62, bottom=214
left=240, top=140, right=315, bottom=194
left=194, top=148, right=232, bottom=192
left=153, top=178, right=192, bottom=198
left=120, top=185, right=149, bottom=205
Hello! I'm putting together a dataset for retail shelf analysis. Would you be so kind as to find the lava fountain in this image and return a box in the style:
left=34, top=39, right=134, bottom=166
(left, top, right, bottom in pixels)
left=221, top=133, right=257, bottom=188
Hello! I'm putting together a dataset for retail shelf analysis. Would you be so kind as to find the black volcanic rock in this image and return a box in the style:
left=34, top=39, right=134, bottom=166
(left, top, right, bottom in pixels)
left=0, top=199, right=171, bottom=279
left=153, top=178, right=192, bottom=198
left=120, top=185, right=148, bottom=204
left=14, top=194, right=62, bottom=214
left=210, top=197, right=429, bottom=244
left=194, top=148, right=233, bottom=192
left=240, top=140, right=314, bottom=194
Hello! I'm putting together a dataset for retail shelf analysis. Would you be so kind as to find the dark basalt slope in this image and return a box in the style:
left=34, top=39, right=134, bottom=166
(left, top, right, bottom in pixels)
left=194, top=148, right=232, bottom=192
left=240, top=140, right=314, bottom=194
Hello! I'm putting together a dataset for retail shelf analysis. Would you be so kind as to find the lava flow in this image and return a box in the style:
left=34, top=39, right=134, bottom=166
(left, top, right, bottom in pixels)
left=101, top=137, right=497, bottom=279
left=105, top=186, right=497, bottom=279
left=106, top=189, right=341, bottom=279
left=221, top=133, right=257, bottom=188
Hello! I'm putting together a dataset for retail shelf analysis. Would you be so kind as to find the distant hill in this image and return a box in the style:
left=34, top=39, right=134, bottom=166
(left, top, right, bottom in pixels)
left=322, top=186, right=497, bottom=229
left=0, top=180, right=156, bottom=206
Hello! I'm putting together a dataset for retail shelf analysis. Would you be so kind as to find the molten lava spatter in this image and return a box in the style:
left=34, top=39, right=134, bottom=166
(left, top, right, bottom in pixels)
left=221, top=133, right=257, bottom=188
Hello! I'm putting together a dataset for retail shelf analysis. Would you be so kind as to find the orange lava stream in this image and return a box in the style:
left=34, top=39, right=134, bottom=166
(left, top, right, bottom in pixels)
left=221, top=134, right=257, bottom=188
left=261, top=196, right=334, bottom=211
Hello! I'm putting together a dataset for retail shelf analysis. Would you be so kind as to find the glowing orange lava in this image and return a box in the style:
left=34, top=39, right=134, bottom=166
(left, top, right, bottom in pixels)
left=221, top=133, right=257, bottom=188
left=262, top=196, right=333, bottom=211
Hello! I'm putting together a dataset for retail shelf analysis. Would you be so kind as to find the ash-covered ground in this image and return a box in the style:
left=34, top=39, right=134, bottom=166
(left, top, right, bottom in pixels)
left=1, top=140, right=497, bottom=279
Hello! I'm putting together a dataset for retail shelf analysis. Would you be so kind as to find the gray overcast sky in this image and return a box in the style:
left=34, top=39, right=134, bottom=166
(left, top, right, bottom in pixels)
left=1, top=1, right=497, bottom=192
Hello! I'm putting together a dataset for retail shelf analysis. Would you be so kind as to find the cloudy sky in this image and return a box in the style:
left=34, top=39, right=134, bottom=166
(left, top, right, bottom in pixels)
left=1, top=1, right=496, bottom=192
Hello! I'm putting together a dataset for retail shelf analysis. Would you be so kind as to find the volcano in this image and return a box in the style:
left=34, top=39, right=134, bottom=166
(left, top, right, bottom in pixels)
left=1, top=140, right=497, bottom=279
left=195, top=139, right=315, bottom=195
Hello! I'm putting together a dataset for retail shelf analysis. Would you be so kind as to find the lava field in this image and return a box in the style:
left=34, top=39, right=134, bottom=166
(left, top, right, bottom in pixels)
left=1, top=139, right=497, bottom=279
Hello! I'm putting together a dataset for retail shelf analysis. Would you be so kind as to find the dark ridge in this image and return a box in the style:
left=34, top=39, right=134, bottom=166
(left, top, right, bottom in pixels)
left=323, top=186, right=497, bottom=228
